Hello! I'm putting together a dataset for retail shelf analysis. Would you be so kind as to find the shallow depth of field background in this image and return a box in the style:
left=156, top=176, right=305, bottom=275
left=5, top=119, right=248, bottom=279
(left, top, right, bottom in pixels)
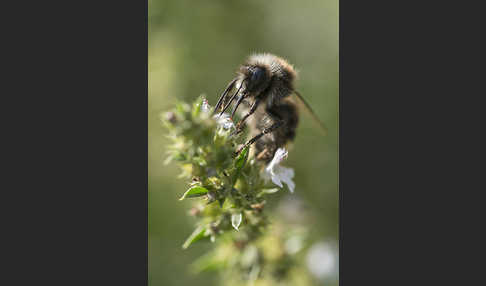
left=148, top=0, right=338, bottom=285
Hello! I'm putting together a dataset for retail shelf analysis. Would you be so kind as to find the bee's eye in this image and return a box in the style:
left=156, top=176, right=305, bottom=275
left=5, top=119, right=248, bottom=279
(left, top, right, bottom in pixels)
left=250, top=67, right=265, bottom=84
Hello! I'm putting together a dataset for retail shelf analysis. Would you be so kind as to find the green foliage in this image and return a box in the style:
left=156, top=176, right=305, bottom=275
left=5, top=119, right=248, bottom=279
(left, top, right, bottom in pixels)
left=180, top=186, right=210, bottom=200
left=162, top=97, right=314, bottom=285
left=182, top=225, right=207, bottom=249
left=163, top=96, right=273, bottom=243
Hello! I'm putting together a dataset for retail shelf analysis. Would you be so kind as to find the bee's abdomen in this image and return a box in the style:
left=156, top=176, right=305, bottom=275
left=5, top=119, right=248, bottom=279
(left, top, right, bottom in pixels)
left=252, top=100, right=299, bottom=162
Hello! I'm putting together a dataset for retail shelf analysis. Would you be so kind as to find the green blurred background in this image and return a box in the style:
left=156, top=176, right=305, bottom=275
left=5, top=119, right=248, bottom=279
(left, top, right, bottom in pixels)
left=148, top=0, right=338, bottom=285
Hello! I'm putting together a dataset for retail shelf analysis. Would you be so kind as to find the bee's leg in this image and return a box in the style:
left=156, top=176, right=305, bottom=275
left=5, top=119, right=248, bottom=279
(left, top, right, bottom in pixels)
left=229, top=123, right=247, bottom=138
left=234, top=119, right=283, bottom=156
left=230, top=97, right=262, bottom=137
left=213, top=78, right=237, bottom=115
left=256, top=148, right=271, bottom=160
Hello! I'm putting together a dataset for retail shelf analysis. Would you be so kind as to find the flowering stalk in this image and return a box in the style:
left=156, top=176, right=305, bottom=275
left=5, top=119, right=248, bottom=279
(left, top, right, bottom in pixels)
left=162, top=96, right=312, bottom=285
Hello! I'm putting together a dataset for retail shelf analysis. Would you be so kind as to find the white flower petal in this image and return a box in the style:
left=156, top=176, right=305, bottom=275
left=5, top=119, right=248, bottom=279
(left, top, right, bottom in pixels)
left=279, top=167, right=295, bottom=193
left=264, top=148, right=295, bottom=193
left=266, top=148, right=288, bottom=173
left=271, top=173, right=283, bottom=188
left=213, top=113, right=235, bottom=130
left=201, top=98, right=210, bottom=113
left=231, top=213, right=242, bottom=231
left=199, top=97, right=234, bottom=129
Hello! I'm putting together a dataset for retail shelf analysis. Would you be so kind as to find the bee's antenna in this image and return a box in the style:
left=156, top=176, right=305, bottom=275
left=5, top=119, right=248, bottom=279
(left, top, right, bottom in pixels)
left=213, top=78, right=237, bottom=115
left=293, top=90, right=328, bottom=136
left=219, top=83, right=243, bottom=117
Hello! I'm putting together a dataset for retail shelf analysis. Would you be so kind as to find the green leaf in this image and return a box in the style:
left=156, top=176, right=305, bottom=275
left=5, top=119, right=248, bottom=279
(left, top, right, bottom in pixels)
left=192, top=156, right=207, bottom=166
left=205, top=191, right=218, bottom=205
left=232, top=146, right=249, bottom=185
left=179, top=186, right=209, bottom=200
left=175, top=102, right=190, bottom=116
left=192, top=96, right=203, bottom=118
left=222, top=198, right=234, bottom=210
left=235, top=146, right=249, bottom=169
left=163, top=155, right=173, bottom=165
left=218, top=197, right=225, bottom=208
left=182, top=226, right=206, bottom=249
left=257, top=188, right=280, bottom=197
left=190, top=252, right=226, bottom=273
left=231, top=213, right=242, bottom=231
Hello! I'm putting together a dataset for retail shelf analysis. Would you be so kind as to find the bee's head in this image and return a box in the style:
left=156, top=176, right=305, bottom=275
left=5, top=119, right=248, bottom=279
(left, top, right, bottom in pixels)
left=215, top=64, right=271, bottom=118
left=239, top=64, right=271, bottom=94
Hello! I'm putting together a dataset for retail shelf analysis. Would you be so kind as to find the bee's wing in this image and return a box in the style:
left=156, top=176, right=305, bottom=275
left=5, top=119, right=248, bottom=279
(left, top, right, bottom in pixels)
left=293, top=91, right=328, bottom=136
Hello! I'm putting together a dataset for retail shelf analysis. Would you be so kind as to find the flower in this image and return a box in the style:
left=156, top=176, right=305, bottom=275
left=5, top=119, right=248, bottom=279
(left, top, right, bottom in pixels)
left=214, top=113, right=235, bottom=130
left=201, top=97, right=211, bottom=113
left=200, top=96, right=235, bottom=130
left=264, top=148, right=295, bottom=193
